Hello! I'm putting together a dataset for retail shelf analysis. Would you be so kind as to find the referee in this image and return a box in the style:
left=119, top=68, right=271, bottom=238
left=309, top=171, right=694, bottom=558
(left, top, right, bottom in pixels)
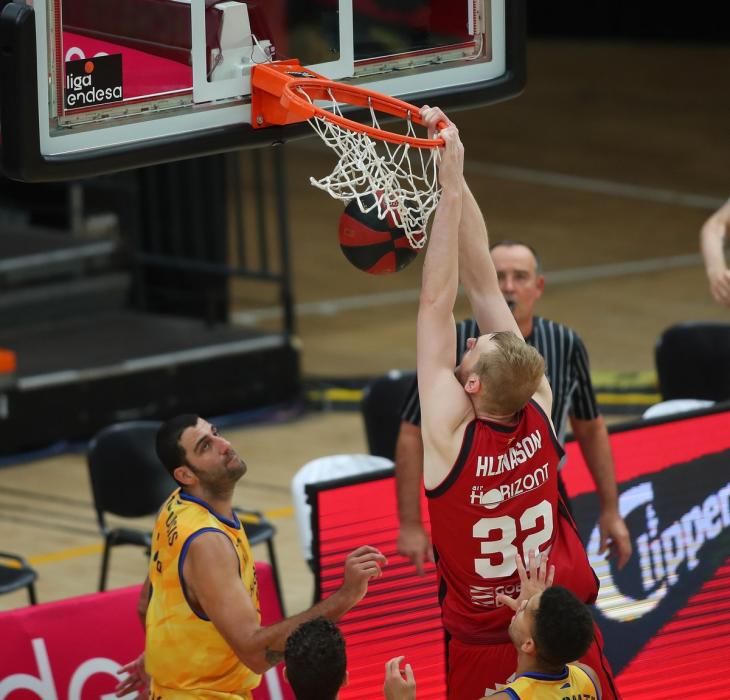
left=395, top=240, right=632, bottom=575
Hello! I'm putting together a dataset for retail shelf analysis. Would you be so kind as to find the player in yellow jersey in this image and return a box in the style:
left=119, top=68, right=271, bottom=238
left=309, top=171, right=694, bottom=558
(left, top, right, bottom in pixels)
left=488, top=575, right=602, bottom=700
left=383, top=552, right=601, bottom=700
left=115, top=414, right=386, bottom=700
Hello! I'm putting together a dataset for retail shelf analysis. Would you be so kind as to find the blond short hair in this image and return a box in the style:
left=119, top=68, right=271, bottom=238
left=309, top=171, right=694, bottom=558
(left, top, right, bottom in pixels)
left=472, top=331, right=545, bottom=414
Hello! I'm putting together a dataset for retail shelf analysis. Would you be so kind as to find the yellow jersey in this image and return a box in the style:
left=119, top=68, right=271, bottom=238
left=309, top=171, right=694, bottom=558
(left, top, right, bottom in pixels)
left=501, top=664, right=599, bottom=699
left=145, top=489, right=261, bottom=699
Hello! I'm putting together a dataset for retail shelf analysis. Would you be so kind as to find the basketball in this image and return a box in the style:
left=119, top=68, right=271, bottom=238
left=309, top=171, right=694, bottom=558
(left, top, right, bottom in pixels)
left=338, top=196, right=420, bottom=275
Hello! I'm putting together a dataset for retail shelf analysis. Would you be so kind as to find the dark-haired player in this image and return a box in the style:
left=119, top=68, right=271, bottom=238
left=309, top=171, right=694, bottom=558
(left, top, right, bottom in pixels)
left=115, top=414, right=386, bottom=700
left=284, top=617, right=348, bottom=700
left=384, top=552, right=601, bottom=700
left=488, top=554, right=601, bottom=699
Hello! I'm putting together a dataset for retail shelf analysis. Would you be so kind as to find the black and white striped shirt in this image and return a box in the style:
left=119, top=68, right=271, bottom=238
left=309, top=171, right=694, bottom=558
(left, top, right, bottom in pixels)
left=401, top=316, right=599, bottom=443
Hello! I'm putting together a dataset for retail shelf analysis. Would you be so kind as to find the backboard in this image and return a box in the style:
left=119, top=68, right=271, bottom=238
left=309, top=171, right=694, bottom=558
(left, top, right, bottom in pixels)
left=0, top=0, right=525, bottom=182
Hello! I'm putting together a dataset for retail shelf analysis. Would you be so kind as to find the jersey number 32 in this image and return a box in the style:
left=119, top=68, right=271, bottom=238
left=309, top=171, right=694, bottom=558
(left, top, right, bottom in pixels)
left=472, top=500, right=553, bottom=578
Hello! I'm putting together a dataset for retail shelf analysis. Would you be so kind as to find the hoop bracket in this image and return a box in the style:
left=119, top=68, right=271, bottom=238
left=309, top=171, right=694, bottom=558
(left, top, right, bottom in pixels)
left=251, top=61, right=324, bottom=128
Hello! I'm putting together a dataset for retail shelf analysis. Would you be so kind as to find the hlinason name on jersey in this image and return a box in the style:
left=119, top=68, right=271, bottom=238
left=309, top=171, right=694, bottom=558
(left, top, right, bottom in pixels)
left=475, top=429, right=543, bottom=477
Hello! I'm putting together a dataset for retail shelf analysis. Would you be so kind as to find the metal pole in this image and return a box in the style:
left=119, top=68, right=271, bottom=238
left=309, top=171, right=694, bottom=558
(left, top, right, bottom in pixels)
left=271, top=144, right=295, bottom=336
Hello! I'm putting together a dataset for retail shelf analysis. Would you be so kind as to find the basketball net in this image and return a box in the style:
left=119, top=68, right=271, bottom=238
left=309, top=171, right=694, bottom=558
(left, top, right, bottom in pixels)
left=304, top=94, right=439, bottom=248
left=251, top=62, right=443, bottom=248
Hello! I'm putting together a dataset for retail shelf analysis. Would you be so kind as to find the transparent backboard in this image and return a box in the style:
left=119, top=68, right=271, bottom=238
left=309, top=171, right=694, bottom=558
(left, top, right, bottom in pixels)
left=0, top=0, right=525, bottom=181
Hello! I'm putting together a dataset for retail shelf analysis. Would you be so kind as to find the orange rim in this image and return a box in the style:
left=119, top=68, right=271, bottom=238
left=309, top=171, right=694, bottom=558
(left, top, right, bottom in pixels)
left=281, top=79, right=445, bottom=149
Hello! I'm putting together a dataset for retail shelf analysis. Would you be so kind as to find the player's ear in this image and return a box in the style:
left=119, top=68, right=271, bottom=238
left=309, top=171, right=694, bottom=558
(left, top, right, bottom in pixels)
left=282, top=667, right=289, bottom=685
left=173, top=464, right=196, bottom=486
left=464, top=373, right=481, bottom=395
left=521, top=636, right=537, bottom=657
left=535, top=274, right=545, bottom=298
left=342, top=670, right=349, bottom=688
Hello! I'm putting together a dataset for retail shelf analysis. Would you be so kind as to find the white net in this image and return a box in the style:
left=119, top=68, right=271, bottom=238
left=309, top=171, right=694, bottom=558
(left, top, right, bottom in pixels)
left=302, top=90, right=441, bottom=248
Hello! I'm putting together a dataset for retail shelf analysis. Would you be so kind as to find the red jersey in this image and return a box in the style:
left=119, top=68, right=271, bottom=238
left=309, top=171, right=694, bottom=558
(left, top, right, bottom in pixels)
left=427, top=400, right=598, bottom=645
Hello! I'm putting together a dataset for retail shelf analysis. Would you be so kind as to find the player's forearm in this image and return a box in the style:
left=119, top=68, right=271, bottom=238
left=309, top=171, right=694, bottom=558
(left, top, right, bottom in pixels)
left=700, top=205, right=729, bottom=275
left=232, top=588, right=360, bottom=674
left=458, top=180, right=492, bottom=299
left=420, top=189, right=462, bottom=311
left=394, top=422, right=425, bottom=525
left=457, top=181, right=521, bottom=336
left=570, top=416, right=619, bottom=511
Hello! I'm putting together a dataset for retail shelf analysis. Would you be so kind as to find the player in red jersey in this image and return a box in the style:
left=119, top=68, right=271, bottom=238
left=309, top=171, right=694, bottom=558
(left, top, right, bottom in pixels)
left=415, top=107, right=619, bottom=700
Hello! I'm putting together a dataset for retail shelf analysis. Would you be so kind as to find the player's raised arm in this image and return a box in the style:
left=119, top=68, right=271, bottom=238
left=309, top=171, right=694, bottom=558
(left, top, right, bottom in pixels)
left=459, top=181, right=523, bottom=338
left=420, top=107, right=519, bottom=340
left=416, top=123, right=472, bottom=487
left=420, top=106, right=551, bottom=416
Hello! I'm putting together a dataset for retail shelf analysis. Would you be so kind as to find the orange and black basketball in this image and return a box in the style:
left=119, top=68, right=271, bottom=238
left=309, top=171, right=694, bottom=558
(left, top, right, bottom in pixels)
left=338, top=195, right=420, bottom=275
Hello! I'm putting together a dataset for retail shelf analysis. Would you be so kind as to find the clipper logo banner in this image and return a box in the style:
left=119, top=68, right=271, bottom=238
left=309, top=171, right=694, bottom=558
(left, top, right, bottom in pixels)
left=64, top=54, right=123, bottom=110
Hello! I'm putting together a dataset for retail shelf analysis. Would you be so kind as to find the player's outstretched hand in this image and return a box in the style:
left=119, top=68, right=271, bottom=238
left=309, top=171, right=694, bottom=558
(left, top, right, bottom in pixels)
left=495, top=549, right=555, bottom=612
left=383, top=656, right=416, bottom=700
left=115, top=653, right=149, bottom=698
left=397, top=522, right=435, bottom=576
left=340, top=545, right=387, bottom=605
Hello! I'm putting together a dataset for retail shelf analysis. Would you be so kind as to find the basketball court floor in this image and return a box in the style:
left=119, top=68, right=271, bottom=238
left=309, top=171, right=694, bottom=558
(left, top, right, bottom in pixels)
left=1, top=40, right=728, bottom=616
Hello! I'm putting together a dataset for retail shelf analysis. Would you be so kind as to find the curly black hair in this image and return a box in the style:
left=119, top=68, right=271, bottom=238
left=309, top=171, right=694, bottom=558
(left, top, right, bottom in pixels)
left=532, top=586, right=594, bottom=668
left=285, top=618, right=347, bottom=700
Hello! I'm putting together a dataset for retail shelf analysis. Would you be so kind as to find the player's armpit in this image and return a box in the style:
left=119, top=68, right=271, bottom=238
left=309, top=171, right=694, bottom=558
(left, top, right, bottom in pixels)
left=418, top=369, right=472, bottom=490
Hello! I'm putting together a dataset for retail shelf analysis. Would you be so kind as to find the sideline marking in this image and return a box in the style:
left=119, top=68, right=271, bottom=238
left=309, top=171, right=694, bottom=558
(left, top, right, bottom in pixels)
left=294, top=139, right=726, bottom=210
left=28, top=543, right=102, bottom=566
left=233, top=253, right=704, bottom=325
left=23, top=507, right=294, bottom=566
left=464, top=161, right=725, bottom=210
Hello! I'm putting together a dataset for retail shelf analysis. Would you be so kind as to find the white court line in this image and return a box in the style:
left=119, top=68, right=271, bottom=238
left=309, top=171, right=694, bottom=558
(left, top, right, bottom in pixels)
left=232, top=253, right=704, bottom=325
left=293, top=139, right=727, bottom=210
left=463, top=162, right=725, bottom=210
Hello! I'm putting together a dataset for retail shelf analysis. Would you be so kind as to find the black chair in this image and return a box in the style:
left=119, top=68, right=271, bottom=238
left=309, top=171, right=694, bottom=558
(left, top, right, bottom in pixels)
left=655, top=322, right=730, bottom=402
left=87, top=421, right=176, bottom=592
left=0, top=551, right=38, bottom=605
left=87, top=421, right=284, bottom=613
left=361, top=371, right=417, bottom=460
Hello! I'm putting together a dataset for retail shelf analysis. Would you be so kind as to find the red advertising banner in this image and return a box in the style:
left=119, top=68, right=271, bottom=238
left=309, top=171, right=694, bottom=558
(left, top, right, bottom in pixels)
left=0, top=561, right=293, bottom=700
left=311, top=404, right=730, bottom=700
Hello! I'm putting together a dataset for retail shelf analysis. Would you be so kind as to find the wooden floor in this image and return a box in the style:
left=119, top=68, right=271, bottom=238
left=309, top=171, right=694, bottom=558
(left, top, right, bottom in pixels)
left=1, top=40, right=729, bottom=615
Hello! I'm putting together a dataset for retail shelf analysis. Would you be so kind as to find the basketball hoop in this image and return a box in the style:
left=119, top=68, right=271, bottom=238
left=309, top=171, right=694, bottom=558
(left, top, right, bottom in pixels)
left=251, top=61, right=444, bottom=248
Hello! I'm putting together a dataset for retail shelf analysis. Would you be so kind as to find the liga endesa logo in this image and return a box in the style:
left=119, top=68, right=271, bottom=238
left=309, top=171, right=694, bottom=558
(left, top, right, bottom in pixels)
left=64, top=54, right=123, bottom=110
